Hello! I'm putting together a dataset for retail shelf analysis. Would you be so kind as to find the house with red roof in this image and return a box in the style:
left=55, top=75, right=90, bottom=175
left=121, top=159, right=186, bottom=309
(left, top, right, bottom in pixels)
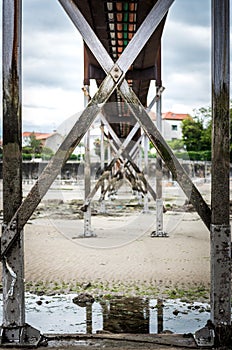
left=149, top=111, right=191, bottom=141
left=22, top=132, right=55, bottom=147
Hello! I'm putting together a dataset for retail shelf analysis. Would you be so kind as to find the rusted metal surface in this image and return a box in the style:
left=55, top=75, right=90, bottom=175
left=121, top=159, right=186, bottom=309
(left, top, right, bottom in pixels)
left=74, top=0, right=167, bottom=107
left=210, top=0, right=231, bottom=328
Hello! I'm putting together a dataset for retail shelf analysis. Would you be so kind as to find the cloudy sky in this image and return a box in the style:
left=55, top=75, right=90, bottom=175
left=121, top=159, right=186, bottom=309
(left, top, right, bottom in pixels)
left=1, top=0, right=230, bottom=133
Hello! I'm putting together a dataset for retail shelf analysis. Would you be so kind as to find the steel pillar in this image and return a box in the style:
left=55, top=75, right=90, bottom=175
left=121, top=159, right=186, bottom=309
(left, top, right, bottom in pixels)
left=211, top=0, right=231, bottom=329
left=100, top=123, right=106, bottom=212
left=1, top=0, right=41, bottom=346
left=83, top=85, right=94, bottom=237
left=154, top=85, right=167, bottom=237
left=143, top=135, right=149, bottom=211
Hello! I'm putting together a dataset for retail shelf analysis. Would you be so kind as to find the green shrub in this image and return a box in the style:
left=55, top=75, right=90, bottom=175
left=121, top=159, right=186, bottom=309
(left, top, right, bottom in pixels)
left=69, top=154, right=78, bottom=160
left=22, top=153, right=32, bottom=160
left=174, top=150, right=211, bottom=161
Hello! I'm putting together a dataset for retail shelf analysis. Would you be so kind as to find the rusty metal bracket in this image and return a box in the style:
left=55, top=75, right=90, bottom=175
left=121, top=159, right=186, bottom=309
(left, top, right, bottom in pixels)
left=0, top=323, right=43, bottom=347
left=1, top=219, right=17, bottom=259
left=194, top=325, right=215, bottom=347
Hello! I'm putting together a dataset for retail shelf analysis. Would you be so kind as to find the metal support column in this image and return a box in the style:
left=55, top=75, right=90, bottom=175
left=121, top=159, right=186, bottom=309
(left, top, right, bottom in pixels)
left=1, top=0, right=41, bottom=346
left=83, top=85, right=94, bottom=237
left=143, top=134, right=149, bottom=211
left=150, top=45, right=166, bottom=237
left=211, top=0, right=231, bottom=331
left=152, top=84, right=167, bottom=237
left=100, top=123, right=106, bottom=212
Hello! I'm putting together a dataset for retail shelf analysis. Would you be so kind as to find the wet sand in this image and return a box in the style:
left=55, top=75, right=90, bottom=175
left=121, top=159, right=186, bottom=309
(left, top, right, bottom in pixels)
left=23, top=208, right=210, bottom=294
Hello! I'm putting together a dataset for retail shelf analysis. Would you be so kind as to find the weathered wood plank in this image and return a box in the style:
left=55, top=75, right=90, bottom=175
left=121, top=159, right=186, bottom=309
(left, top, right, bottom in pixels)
left=2, top=0, right=25, bottom=327
left=44, top=333, right=197, bottom=348
left=210, top=0, right=231, bottom=329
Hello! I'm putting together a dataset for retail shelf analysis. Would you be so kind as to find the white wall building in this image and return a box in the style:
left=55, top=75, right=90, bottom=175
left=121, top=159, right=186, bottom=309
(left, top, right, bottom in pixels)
left=150, top=111, right=191, bottom=141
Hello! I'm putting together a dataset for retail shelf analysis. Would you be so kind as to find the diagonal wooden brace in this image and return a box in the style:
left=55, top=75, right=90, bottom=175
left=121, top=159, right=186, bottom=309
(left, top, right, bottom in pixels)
left=59, top=0, right=211, bottom=229
left=1, top=0, right=211, bottom=259
left=1, top=0, right=174, bottom=258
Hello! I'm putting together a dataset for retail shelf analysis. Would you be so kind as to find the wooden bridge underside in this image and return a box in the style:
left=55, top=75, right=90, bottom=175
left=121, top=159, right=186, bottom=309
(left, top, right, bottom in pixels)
left=1, top=0, right=231, bottom=347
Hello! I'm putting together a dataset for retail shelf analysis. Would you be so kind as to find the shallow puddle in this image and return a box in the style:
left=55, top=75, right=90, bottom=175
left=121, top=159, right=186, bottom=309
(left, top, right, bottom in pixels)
left=0, top=294, right=211, bottom=335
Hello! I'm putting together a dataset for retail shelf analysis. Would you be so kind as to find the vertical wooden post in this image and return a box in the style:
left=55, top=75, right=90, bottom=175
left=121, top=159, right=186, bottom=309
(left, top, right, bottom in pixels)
left=2, top=0, right=25, bottom=328
left=211, top=0, right=231, bottom=328
left=1, top=1, right=41, bottom=345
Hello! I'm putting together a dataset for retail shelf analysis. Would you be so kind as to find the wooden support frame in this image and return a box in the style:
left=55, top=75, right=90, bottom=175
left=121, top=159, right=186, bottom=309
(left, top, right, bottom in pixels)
left=100, top=115, right=157, bottom=201
left=2, top=0, right=231, bottom=346
left=80, top=115, right=156, bottom=208
left=1, top=0, right=42, bottom=346
left=2, top=0, right=183, bottom=259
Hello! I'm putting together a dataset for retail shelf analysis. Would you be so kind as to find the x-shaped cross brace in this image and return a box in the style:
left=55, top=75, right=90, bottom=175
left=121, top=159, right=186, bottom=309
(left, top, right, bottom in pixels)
left=100, top=114, right=157, bottom=200
left=1, top=0, right=211, bottom=258
left=81, top=115, right=156, bottom=210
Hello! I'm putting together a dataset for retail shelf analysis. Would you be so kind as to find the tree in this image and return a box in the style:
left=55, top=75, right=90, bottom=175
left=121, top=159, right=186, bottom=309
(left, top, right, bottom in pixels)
left=167, top=139, right=184, bottom=151
left=182, top=118, right=204, bottom=151
left=29, top=132, right=42, bottom=154
left=182, top=106, right=212, bottom=152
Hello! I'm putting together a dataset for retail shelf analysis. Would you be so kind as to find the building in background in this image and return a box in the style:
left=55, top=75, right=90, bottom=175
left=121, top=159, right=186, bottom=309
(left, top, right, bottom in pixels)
left=149, top=111, right=191, bottom=141
left=22, top=131, right=54, bottom=147
left=22, top=111, right=191, bottom=159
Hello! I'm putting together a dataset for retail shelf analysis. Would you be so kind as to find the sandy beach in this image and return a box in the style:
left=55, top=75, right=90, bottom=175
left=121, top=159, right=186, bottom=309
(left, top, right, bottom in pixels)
left=18, top=179, right=213, bottom=297
left=0, top=180, right=219, bottom=349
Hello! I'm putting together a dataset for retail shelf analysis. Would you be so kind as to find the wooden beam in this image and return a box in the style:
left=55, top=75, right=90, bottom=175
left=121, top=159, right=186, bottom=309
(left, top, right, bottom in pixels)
left=2, top=0, right=25, bottom=328
left=210, top=0, right=231, bottom=328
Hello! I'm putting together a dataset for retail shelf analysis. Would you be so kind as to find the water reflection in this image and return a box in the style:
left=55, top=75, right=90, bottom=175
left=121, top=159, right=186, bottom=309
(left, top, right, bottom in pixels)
left=100, top=296, right=149, bottom=333
left=13, top=294, right=211, bottom=334
left=157, top=299, right=164, bottom=334
left=71, top=295, right=210, bottom=335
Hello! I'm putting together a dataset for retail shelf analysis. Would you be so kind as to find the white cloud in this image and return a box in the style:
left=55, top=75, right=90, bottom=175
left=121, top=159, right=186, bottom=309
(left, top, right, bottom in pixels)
left=23, top=85, right=84, bottom=128
left=1, top=0, right=231, bottom=134
left=161, top=13, right=211, bottom=114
